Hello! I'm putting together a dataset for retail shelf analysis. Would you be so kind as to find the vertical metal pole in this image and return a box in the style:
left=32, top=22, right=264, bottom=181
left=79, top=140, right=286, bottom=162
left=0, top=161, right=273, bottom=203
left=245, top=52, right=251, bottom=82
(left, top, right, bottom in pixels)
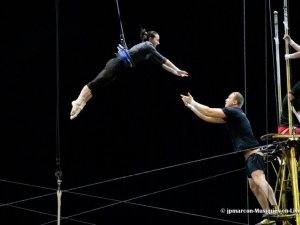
left=55, top=0, right=62, bottom=223
left=283, top=0, right=292, bottom=134
left=274, top=11, right=282, bottom=123
left=290, top=144, right=300, bottom=224
left=283, top=1, right=300, bottom=224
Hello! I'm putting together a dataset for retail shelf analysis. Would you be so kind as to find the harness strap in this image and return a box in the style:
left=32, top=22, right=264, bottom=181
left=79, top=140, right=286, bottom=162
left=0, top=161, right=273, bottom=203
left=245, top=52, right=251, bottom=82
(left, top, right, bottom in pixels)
left=116, top=44, right=135, bottom=68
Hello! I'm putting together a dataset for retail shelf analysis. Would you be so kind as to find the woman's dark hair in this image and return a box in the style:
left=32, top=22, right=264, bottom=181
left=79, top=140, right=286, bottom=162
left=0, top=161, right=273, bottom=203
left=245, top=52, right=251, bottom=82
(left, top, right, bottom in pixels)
left=140, top=27, right=158, bottom=42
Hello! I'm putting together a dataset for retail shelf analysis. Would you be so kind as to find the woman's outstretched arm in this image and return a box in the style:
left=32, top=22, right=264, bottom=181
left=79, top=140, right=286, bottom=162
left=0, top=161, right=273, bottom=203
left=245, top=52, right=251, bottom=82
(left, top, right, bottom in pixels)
left=162, top=60, right=188, bottom=77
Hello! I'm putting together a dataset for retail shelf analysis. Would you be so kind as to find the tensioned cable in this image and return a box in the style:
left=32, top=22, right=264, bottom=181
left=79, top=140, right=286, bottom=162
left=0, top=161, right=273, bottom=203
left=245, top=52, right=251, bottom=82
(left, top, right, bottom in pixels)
left=243, top=0, right=247, bottom=116
left=1, top=143, right=275, bottom=194
left=55, top=0, right=62, bottom=186
left=0, top=142, right=276, bottom=195
left=265, top=0, right=269, bottom=142
left=1, top=192, right=56, bottom=207
left=1, top=144, right=274, bottom=194
left=0, top=141, right=277, bottom=224
left=6, top=204, right=96, bottom=225
left=121, top=203, right=248, bottom=225
left=0, top=179, right=56, bottom=191
left=265, top=0, right=272, bottom=211
left=54, top=0, right=62, bottom=224
left=3, top=167, right=246, bottom=225
left=66, top=168, right=245, bottom=207
left=115, top=0, right=127, bottom=49
left=0, top=165, right=247, bottom=225
left=242, top=1, right=250, bottom=224
left=243, top=1, right=273, bottom=223
left=61, top=168, right=248, bottom=225
left=66, top=146, right=267, bottom=191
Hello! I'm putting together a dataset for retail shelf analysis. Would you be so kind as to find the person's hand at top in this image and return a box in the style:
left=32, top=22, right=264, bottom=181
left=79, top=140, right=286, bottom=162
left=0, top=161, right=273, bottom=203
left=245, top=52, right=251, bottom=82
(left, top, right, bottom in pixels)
left=283, top=34, right=291, bottom=43
left=288, top=93, right=295, bottom=101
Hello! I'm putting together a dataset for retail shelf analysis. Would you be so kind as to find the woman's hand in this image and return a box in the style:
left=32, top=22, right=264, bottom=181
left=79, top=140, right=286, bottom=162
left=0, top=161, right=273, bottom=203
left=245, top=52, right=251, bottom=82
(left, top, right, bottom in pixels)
left=175, top=70, right=188, bottom=77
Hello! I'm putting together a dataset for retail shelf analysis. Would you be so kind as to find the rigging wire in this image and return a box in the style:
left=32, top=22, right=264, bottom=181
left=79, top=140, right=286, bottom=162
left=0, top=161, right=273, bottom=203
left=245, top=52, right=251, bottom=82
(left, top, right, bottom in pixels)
left=242, top=1, right=250, bottom=224
left=243, top=1, right=273, bottom=223
left=243, top=0, right=247, bottom=116
left=1, top=166, right=247, bottom=225
left=55, top=0, right=62, bottom=183
left=265, top=0, right=271, bottom=212
left=55, top=0, right=62, bottom=224
left=0, top=138, right=278, bottom=224
left=115, top=0, right=127, bottom=49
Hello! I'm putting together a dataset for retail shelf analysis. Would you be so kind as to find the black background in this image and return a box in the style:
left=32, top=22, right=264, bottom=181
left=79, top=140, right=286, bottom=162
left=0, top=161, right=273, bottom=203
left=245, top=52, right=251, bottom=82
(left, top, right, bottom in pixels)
left=2, top=0, right=300, bottom=224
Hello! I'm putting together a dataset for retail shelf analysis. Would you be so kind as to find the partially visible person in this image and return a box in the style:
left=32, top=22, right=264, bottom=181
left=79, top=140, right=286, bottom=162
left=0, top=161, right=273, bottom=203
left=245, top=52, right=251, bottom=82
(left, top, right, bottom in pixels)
left=181, top=91, right=277, bottom=225
left=283, top=34, right=300, bottom=60
left=278, top=80, right=300, bottom=135
left=70, top=27, right=188, bottom=120
left=278, top=81, right=300, bottom=181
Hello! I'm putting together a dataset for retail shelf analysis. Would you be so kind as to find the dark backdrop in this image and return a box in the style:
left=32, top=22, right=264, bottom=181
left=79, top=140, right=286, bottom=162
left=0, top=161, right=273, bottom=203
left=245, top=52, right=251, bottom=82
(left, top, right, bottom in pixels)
left=2, top=1, right=300, bottom=224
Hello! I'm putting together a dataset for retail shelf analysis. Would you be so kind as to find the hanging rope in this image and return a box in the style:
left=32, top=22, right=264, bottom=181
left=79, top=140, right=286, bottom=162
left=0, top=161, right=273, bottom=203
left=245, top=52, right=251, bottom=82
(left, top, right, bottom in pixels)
left=55, top=0, right=62, bottom=224
left=115, top=0, right=135, bottom=68
left=264, top=0, right=272, bottom=216
left=242, top=1, right=251, bottom=224
left=244, top=1, right=275, bottom=222
left=243, top=0, right=247, bottom=116
left=115, top=0, right=127, bottom=49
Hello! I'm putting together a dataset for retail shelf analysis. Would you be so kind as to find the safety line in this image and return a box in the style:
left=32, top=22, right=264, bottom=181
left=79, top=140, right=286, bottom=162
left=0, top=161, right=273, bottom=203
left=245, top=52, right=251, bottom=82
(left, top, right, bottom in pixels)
left=41, top=217, right=96, bottom=225
left=68, top=168, right=245, bottom=204
left=0, top=179, right=56, bottom=191
left=3, top=204, right=57, bottom=217
left=1, top=167, right=245, bottom=224
left=123, top=202, right=249, bottom=225
left=242, top=1, right=249, bottom=223
left=66, top=150, right=248, bottom=192
left=47, top=168, right=245, bottom=221
left=0, top=192, right=55, bottom=207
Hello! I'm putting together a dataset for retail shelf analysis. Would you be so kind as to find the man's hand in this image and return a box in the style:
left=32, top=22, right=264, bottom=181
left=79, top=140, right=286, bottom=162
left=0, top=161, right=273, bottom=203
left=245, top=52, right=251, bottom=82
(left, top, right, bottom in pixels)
left=181, top=92, right=194, bottom=106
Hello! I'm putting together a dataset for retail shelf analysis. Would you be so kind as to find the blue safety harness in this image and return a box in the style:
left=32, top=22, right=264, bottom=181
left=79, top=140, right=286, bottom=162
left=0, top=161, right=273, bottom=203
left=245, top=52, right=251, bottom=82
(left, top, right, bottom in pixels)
left=116, top=44, right=135, bottom=68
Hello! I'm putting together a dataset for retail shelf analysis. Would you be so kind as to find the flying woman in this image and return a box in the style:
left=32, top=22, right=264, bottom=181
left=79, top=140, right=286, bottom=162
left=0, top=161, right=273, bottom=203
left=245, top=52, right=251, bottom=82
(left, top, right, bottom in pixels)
left=70, top=28, right=188, bottom=119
